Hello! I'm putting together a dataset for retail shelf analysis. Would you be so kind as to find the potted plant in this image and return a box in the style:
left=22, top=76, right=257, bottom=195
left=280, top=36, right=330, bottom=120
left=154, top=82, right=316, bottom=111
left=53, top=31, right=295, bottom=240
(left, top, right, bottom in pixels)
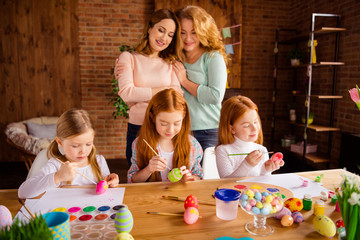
left=289, top=48, right=303, bottom=66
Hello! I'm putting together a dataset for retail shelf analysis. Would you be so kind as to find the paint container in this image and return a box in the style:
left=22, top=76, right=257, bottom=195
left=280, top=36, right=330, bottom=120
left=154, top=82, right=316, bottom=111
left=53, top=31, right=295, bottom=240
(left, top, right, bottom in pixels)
left=94, top=213, right=109, bottom=221
left=78, top=214, right=93, bottom=222
left=331, top=195, right=338, bottom=204
left=302, top=194, right=312, bottom=211
left=68, top=207, right=82, bottom=215
left=98, top=205, right=111, bottom=214
left=320, top=191, right=328, bottom=201
left=71, top=232, right=84, bottom=240
left=314, top=200, right=325, bottom=216
left=72, top=224, right=89, bottom=231
left=112, top=204, right=127, bottom=212
left=90, top=223, right=105, bottom=231
left=52, top=207, right=67, bottom=212
left=214, top=188, right=240, bottom=220
left=69, top=215, right=77, bottom=222
left=82, top=206, right=96, bottom=215
left=104, top=231, right=118, bottom=240
left=86, top=232, right=103, bottom=239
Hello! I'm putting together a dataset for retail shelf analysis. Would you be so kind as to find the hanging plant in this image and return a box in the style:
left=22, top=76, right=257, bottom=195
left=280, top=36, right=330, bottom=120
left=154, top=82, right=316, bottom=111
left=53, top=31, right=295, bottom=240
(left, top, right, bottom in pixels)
left=110, top=45, right=135, bottom=119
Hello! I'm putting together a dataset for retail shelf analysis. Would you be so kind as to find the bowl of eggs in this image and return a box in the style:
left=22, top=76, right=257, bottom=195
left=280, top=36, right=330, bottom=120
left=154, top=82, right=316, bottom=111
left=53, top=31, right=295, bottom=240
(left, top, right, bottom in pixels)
left=239, top=188, right=284, bottom=236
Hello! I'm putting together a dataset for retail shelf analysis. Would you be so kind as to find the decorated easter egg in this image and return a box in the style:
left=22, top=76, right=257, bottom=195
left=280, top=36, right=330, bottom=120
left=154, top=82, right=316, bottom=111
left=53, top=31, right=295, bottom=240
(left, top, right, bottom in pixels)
left=284, top=197, right=303, bottom=212
left=168, top=168, right=183, bottom=182
left=281, top=215, right=294, bottom=227
left=115, top=232, right=134, bottom=240
left=184, top=194, right=199, bottom=209
left=114, top=207, right=133, bottom=233
left=313, top=215, right=336, bottom=238
left=335, top=219, right=344, bottom=230
left=274, top=207, right=291, bottom=219
left=292, top=211, right=304, bottom=223
left=96, top=180, right=108, bottom=195
left=184, top=207, right=199, bottom=224
left=270, top=152, right=283, bottom=162
left=0, top=205, right=12, bottom=229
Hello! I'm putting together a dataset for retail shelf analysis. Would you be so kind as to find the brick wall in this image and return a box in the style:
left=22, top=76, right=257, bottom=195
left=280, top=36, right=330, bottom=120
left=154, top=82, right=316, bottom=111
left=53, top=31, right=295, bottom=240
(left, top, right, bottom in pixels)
left=78, top=0, right=360, bottom=164
left=78, top=0, right=154, bottom=159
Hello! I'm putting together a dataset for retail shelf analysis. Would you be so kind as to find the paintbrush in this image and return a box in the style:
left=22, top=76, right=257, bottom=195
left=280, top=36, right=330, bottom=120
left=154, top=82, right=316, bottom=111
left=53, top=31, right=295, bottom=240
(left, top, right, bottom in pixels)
left=162, top=195, right=216, bottom=206
left=228, top=151, right=274, bottom=156
left=143, top=139, right=171, bottom=171
left=147, top=211, right=202, bottom=218
left=54, top=158, right=97, bottom=184
left=18, top=198, right=36, bottom=219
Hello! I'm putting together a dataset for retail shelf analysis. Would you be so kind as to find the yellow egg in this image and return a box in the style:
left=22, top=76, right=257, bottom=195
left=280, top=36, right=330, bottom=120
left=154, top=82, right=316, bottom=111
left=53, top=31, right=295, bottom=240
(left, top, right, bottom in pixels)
left=284, top=197, right=303, bottom=212
left=313, top=215, right=336, bottom=238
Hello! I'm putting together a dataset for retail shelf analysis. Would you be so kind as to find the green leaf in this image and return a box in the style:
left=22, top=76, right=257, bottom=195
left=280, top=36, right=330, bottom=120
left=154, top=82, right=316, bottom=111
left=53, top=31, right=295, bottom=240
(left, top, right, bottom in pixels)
left=346, top=204, right=358, bottom=240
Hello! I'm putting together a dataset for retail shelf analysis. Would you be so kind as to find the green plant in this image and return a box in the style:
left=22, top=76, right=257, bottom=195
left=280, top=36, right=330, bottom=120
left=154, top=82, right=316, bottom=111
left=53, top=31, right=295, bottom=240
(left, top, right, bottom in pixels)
left=0, top=215, right=53, bottom=240
left=289, top=48, right=303, bottom=59
left=110, top=45, right=135, bottom=119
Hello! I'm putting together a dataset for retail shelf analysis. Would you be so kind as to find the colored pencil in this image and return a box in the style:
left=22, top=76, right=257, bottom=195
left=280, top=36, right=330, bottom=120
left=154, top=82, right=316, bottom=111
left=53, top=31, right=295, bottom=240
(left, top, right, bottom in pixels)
left=54, top=158, right=97, bottom=185
left=162, top=195, right=216, bottom=206
left=228, top=151, right=274, bottom=156
left=147, top=212, right=202, bottom=218
left=143, top=139, right=159, bottom=156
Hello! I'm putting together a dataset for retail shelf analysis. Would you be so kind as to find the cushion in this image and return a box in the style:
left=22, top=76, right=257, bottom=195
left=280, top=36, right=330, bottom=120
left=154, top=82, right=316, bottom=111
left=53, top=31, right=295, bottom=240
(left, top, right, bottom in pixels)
left=26, top=121, right=56, bottom=139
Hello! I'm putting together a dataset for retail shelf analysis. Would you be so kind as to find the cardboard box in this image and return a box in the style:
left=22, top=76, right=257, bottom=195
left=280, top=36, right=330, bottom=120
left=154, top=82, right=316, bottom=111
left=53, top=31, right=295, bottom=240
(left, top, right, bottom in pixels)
left=290, top=142, right=317, bottom=154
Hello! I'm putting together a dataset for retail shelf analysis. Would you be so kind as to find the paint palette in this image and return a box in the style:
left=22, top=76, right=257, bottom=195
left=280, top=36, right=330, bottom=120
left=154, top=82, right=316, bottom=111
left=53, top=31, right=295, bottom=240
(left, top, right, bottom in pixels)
left=50, top=204, right=127, bottom=239
left=217, top=182, right=293, bottom=200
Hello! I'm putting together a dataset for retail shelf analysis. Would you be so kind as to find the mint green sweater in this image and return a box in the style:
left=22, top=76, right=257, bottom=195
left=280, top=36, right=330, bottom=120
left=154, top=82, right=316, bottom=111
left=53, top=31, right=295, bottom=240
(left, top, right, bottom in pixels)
left=184, top=51, right=227, bottom=131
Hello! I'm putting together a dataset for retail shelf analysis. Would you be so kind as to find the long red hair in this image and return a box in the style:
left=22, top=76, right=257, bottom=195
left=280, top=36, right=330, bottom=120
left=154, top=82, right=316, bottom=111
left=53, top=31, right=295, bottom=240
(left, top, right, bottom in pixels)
left=217, top=96, right=263, bottom=147
left=136, top=88, right=191, bottom=182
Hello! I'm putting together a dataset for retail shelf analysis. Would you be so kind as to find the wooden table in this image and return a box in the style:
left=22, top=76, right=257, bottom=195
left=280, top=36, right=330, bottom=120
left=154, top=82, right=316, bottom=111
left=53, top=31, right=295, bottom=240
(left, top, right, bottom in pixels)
left=0, top=169, right=354, bottom=239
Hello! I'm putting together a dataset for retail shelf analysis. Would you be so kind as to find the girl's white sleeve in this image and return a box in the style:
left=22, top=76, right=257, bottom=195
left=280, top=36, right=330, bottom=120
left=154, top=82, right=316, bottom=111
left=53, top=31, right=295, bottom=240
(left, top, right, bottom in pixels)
left=18, top=159, right=61, bottom=199
left=97, top=155, right=111, bottom=178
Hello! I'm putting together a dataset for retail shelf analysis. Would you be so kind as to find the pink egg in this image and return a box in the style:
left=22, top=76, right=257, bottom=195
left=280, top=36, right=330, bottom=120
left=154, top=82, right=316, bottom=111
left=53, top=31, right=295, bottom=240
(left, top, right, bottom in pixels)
left=184, top=207, right=199, bottom=224
left=0, top=205, right=12, bottom=229
left=274, top=207, right=291, bottom=219
left=245, top=204, right=252, bottom=211
left=249, top=199, right=257, bottom=207
left=96, top=180, right=108, bottom=195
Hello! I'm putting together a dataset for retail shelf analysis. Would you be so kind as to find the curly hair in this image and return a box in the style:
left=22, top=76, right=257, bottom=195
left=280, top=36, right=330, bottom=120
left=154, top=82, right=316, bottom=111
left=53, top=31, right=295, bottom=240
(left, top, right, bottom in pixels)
left=136, top=9, right=183, bottom=62
left=175, top=5, right=229, bottom=64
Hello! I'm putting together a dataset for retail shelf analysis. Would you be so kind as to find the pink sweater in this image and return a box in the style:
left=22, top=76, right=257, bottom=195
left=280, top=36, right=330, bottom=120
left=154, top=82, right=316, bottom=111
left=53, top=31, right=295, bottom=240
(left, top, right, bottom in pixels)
left=117, top=52, right=180, bottom=125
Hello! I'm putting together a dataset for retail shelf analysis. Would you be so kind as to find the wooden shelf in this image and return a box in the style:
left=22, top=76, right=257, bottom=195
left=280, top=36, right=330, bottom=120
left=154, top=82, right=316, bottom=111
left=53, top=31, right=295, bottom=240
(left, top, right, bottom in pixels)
left=274, top=145, right=330, bottom=165
left=291, top=122, right=341, bottom=132
left=314, top=62, right=345, bottom=66
left=279, top=27, right=346, bottom=44
left=293, top=94, right=343, bottom=99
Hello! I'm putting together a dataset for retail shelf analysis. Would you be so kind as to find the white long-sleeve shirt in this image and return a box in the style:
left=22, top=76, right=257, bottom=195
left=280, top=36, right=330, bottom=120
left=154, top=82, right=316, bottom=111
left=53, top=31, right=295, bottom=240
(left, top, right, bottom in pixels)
left=215, top=137, right=271, bottom=178
left=18, top=155, right=110, bottom=199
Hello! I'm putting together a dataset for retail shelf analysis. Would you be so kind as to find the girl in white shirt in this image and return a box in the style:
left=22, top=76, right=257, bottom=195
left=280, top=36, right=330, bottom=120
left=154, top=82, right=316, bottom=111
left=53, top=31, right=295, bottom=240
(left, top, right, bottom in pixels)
left=18, top=109, right=119, bottom=199
left=215, top=96, right=284, bottom=178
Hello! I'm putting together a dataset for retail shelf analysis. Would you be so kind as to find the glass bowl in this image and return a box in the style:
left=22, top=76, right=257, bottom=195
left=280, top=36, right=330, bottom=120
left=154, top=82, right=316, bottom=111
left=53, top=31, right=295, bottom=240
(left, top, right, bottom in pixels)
left=239, top=192, right=284, bottom=236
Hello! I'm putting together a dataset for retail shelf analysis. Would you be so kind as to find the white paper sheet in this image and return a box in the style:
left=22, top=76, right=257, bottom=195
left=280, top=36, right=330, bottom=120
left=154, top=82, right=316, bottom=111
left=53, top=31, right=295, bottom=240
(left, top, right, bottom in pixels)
left=236, top=173, right=331, bottom=198
left=15, top=187, right=125, bottom=222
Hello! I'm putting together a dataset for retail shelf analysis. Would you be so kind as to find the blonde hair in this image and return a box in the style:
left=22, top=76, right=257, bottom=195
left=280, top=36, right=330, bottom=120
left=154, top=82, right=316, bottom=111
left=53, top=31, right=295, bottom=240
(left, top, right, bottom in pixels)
left=176, top=5, right=229, bottom=64
left=217, top=96, right=263, bottom=147
left=47, top=109, right=102, bottom=182
left=136, top=89, right=191, bottom=182
left=136, top=9, right=183, bottom=62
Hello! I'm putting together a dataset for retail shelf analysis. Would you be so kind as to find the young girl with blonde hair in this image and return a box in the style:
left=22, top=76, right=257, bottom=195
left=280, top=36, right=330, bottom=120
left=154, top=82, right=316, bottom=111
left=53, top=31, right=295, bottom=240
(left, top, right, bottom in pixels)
left=173, top=5, right=228, bottom=155
left=215, top=96, right=284, bottom=178
left=127, top=88, right=203, bottom=183
left=18, top=109, right=119, bottom=199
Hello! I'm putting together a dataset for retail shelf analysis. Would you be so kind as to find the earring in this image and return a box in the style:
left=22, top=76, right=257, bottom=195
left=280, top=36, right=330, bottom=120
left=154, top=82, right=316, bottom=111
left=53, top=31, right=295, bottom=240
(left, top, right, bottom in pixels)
left=58, top=145, right=65, bottom=155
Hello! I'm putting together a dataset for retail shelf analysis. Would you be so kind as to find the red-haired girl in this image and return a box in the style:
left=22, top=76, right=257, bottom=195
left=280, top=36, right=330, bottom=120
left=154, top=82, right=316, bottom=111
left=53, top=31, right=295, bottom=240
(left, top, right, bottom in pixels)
left=127, top=89, right=203, bottom=183
left=216, top=96, right=284, bottom=178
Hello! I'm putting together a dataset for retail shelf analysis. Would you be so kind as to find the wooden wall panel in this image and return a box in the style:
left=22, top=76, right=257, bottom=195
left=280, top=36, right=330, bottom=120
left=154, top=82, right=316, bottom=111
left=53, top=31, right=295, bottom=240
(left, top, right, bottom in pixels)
left=155, top=0, right=242, bottom=88
left=0, top=0, right=80, bottom=162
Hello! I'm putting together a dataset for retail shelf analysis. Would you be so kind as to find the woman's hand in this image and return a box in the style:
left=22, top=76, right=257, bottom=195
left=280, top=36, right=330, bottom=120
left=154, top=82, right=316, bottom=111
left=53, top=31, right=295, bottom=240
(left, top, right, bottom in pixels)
left=265, top=159, right=285, bottom=172
left=147, top=156, right=168, bottom=173
left=172, top=61, right=188, bottom=85
left=54, top=161, right=78, bottom=184
left=104, top=173, right=119, bottom=187
left=245, top=150, right=263, bottom=166
left=114, top=58, right=126, bottom=79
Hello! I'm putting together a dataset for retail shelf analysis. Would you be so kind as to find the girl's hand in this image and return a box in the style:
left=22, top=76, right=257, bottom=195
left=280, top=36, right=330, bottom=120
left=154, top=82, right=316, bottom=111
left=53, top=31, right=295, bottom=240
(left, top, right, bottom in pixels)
left=114, top=58, right=126, bottom=79
left=147, top=156, right=168, bottom=173
left=172, top=61, right=187, bottom=85
left=54, top=161, right=78, bottom=184
left=104, top=173, right=119, bottom=187
left=265, top=159, right=285, bottom=172
left=245, top=150, right=263, bottom=166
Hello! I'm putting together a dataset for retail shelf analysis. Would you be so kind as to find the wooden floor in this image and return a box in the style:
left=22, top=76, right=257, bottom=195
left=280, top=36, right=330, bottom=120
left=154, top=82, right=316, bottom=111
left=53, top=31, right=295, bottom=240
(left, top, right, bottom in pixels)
left=0, top=159, right=129, bottom=189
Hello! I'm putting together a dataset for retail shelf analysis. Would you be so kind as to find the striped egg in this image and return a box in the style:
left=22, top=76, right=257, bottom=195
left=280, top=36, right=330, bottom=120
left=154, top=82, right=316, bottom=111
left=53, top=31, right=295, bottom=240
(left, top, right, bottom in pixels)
left=114, top=207, right=133, bottom=233
left=292, top=211, right=304, bottom=223
left=168, top=168, right=182, bottom=182
left=0, top=205, right=12, bottom=229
